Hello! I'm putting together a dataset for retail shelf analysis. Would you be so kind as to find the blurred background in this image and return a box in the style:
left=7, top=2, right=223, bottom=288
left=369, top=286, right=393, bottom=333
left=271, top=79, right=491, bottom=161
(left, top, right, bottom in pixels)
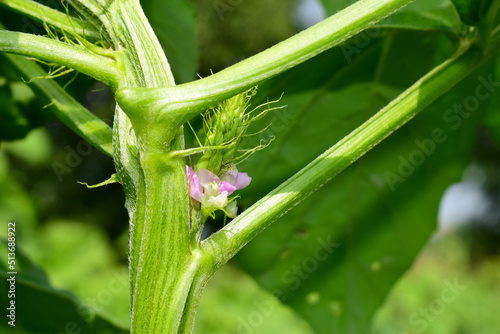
left=1, top=0, right=500, bottom=333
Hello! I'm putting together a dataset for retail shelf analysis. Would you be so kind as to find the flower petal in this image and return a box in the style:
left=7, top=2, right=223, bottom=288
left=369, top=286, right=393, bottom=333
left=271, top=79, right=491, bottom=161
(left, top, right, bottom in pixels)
left=186, top=165, right=195, bottom=181
left=221, top=168, right=238, bottom=185
left=197, top=168, right=220, bottom=186
left=234, top=172, right=252, bottom=190
left=206, top=191, right=229, bottom=209
left=186, top=166, right=205, bottom=202
left=219, top=181, right=237, bottom=196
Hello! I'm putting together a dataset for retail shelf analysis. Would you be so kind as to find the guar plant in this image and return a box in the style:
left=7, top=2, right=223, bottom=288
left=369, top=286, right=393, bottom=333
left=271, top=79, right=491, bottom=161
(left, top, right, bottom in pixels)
left=1, top=0, right=500, bottom=333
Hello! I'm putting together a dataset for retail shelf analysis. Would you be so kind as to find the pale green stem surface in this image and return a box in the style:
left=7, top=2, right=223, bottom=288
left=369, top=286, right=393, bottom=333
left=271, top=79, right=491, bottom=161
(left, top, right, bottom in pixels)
left=66, top=0, right=176, bottom=87
left=0, top=0, right=100, bottom=40
left=0, top=30, right=123, bottom=88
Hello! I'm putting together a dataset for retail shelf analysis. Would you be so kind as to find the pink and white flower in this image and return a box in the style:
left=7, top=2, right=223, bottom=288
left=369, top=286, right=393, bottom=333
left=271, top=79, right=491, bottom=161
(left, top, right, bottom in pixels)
left=186, top=165, right=251, bottom=218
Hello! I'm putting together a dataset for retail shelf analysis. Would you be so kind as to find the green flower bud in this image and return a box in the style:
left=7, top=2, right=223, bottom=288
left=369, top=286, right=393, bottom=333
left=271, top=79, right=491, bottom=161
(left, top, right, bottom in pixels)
left=195, top=87, right=258, bottom=175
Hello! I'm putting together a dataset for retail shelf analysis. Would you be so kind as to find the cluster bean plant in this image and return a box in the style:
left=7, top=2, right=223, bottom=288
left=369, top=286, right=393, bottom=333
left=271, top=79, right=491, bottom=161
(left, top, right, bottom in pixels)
left=1, top=0, right=500, bottom=333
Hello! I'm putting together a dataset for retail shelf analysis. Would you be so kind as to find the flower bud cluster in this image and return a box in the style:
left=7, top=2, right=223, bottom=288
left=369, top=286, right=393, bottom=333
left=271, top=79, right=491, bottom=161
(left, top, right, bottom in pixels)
left=195, top=88, right=258, bottom=174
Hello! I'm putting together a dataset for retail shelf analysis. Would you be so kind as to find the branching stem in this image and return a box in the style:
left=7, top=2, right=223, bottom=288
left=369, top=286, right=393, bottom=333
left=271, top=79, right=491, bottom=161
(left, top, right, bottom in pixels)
left=203, top=34, right=500, bottom=269
left=0, top=30, right=123, bottom=88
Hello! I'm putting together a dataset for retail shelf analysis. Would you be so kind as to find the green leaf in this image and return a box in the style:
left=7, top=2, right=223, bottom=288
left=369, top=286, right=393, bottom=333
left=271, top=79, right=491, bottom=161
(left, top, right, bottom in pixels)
left=0, top=238, right=129, bottom=333
left=142, top=0, right=198, bottom=84
left=236, top=30, right=489, bottom=333
left=195, top=265, right=315, bottom=334
left=451, top=0, right=494, bottom=26
left=0, top=54, right=51, bottom=141
left=377, top=1, right=463, bottom=34
left=483, top=53, right=500, bottom=145
left=372, top=235, right=500, bottom=333
left=321, top=0, right=463, bottom=34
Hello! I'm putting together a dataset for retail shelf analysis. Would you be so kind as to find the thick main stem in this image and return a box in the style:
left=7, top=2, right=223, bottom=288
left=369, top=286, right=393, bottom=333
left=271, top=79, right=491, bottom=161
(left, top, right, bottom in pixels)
left=127, top=146, right=216, bottom=333
left=129, top=154, right=191, bottom=333
left=91, top=0, right=204, bottom=331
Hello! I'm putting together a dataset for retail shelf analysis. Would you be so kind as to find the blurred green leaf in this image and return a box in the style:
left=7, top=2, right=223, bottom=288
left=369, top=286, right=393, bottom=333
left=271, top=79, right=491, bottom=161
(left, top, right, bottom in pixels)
left=0, top=54, right=51, bottom=141
left=321, top=0, right=463, bottom=34
left=190, top=0, right=296, bottom=74
left=484, top=54, right=500, bottom=145
left=485, top=109, right=500, bottom=145
left=195, top=264, right=314, bottom=334
left=142, top=0, right=198, bottom=84
left=22, top=220, right=130, bottom=327
left=0, top=238, right=129, bottom=333
left=2, top=51, right=114, bottom=156
left=2, top=128, right=52, bottom=166
left=377, top=1, right=463, bottom=34
left=373, top=233, right=500, bottom=334
left=450, top=0, right=494, bottom=25
left=0, top=152, right=38, bottom=237
left=236, top=30, right=489, bottom=334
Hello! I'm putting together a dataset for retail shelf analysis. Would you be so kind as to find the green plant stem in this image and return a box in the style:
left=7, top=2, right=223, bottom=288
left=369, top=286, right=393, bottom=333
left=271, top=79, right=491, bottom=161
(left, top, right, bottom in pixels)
left=203, top=36, right=500, bottom=269
left=475, top=0, right=500, bottom=49
left=116, top=0, right=415, bottom=129
left=66, top=0, right=176, bottom=87
left=0, top=0, right=100, bottom=40
left=177, top=266, right=215, bottom=334
left=113, top=0, right=175, bottom=88
left=65, top=0, right=196, bottom=332
left=126, top=139, right=217, bottom=334
left=129, top=154, right=192, bottom=333
left=0, top=30, right=123, bottom=88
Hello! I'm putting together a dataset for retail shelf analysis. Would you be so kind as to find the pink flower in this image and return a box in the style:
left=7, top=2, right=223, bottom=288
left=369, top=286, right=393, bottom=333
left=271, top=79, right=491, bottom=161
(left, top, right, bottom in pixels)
left=186, top=165, right=251, bottom=217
